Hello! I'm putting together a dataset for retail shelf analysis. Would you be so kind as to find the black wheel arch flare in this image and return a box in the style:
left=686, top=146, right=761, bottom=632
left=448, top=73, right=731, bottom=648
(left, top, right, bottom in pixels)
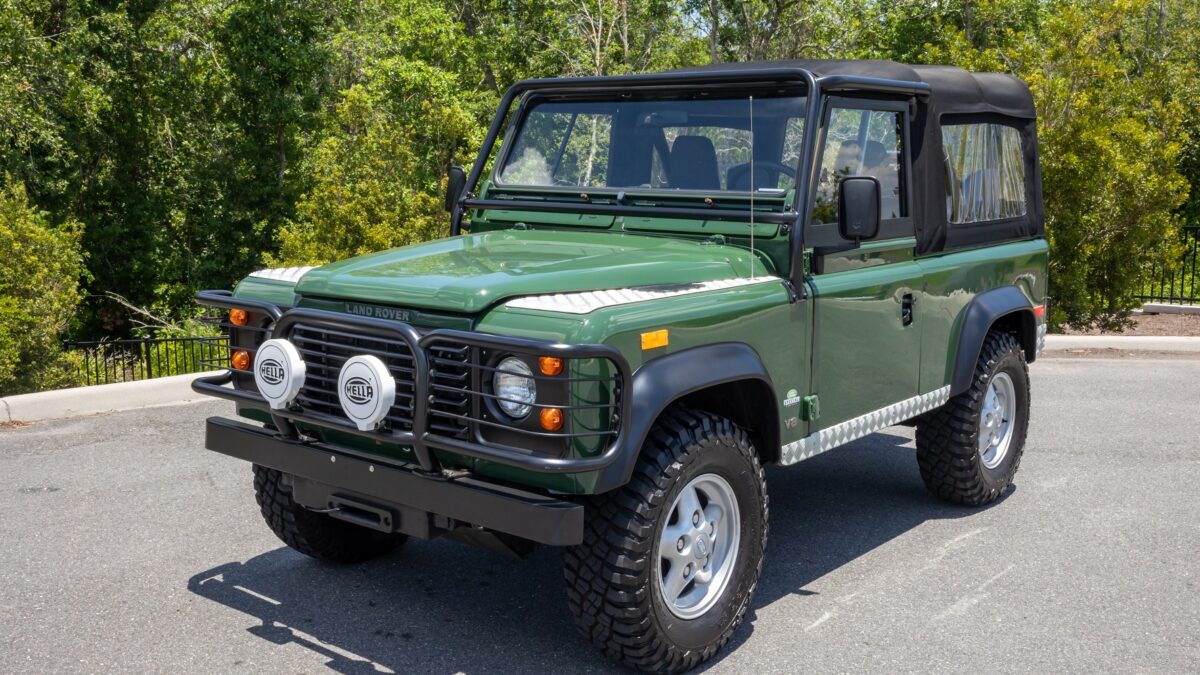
left=592, top=342, right=779, bottom=494
left=950, top=285, right=1038, bottom=397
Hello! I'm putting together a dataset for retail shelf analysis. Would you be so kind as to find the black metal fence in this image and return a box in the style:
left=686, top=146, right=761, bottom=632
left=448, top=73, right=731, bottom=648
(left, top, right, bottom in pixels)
left=1139, top=225, right=1200, bottom=305
left=64, top=335, right=230, bottom=387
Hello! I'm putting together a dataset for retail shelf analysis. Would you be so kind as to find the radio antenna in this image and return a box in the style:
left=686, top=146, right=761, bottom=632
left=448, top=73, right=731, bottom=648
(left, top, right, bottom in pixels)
left=748, top=95, right=755, bottom=280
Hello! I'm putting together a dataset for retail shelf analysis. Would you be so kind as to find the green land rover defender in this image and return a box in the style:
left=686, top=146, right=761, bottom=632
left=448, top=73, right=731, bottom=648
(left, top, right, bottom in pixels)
left=195, top=59, right=1048, bottom=672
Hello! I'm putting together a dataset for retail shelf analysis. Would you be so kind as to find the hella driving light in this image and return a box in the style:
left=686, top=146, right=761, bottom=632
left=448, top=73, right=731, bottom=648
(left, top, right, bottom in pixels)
left=494, top=357, right=536, bottom=419
left=253, top=339, right=306, bottom=410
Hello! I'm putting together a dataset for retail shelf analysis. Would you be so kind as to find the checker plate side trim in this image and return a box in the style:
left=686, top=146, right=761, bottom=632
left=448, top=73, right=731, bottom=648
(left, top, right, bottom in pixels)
left=780, top=386, right=951, bottom=465
left=504, top=276, right=782, bottom=314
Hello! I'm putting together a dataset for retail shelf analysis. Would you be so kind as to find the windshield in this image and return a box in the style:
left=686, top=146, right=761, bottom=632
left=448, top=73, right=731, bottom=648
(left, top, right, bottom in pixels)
left=496, top=94, right=807, bottom=193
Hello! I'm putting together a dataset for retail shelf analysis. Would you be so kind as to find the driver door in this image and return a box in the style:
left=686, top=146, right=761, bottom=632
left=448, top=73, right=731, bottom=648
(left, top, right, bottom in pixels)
left=807, top=98, right=925, bottom=428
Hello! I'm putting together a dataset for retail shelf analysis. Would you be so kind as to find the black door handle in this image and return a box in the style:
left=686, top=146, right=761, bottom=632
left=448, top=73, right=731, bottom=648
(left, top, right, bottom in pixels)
left=901, top=293, right=914, bottom=326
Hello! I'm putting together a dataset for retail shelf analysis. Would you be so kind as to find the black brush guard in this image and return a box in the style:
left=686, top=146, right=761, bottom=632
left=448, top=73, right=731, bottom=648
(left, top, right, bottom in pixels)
left=193, top=290, right=632, bottom=476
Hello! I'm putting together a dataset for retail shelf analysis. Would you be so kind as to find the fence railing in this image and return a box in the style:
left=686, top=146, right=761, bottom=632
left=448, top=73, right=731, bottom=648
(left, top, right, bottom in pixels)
left=1139, top=225, right=1200, bottom=305
left=64, top=335, right=230, bottom=387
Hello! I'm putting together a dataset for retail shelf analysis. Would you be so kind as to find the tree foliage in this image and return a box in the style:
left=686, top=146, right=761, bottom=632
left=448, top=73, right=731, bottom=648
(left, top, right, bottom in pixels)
left=0, top=179, right=87, bottom=395
left=1, top=0, right=1199, bottom=365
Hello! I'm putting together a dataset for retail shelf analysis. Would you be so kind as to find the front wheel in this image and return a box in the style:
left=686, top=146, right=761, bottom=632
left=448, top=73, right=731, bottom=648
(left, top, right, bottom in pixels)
left=916, top=330, right=1030, bottom=506
left=564, top=408, right=768, bottom=672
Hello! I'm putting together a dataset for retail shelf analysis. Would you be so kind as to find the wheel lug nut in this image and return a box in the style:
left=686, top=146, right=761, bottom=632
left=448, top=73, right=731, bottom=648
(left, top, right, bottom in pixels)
left=692, top=511, right=700, bottom=525
left=677, top=537, right=685, bottom=551
left=684, top=564, right=693, bottom=576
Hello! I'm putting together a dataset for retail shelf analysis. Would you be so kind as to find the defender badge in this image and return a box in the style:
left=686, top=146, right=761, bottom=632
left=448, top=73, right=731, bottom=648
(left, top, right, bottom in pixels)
left=336, top=355, right=396, bottom=431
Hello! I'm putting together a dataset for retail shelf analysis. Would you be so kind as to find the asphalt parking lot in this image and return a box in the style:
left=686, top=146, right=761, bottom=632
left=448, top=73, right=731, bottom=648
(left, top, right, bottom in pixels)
left=2, top=355, right=1198, bottom=674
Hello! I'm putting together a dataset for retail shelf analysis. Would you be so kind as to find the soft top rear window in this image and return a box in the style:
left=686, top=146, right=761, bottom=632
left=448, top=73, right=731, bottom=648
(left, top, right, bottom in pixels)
left=942, top=122, right=1027, bottom=224
left=496, top=95, right=807, bottom=193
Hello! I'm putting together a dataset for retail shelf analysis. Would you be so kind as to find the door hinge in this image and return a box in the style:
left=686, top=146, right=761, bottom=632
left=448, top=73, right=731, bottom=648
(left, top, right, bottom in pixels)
left=801, top=394, right=820, bottom=422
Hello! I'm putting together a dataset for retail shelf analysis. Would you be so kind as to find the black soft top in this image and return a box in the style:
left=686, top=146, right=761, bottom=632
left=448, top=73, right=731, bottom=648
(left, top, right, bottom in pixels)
left=672, top=59, right=1036, bottom=119
left=674, top=59, right=1042, bottom=252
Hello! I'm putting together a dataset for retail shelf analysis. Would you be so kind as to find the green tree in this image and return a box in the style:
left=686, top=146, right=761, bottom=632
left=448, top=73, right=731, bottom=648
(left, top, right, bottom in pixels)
left=0, top=179, right=87, bottom=395
left=925, top=0, right=1195, bottom=329
left=271, top=83, right=475, bottom=264
left=269, top=1, right=485, bottom=264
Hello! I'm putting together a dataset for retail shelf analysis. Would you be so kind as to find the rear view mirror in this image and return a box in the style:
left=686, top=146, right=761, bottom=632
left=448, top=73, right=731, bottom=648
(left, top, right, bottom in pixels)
left=837, top=176, right=881, bottom=242
left=445, top=165, right=466, bottom=213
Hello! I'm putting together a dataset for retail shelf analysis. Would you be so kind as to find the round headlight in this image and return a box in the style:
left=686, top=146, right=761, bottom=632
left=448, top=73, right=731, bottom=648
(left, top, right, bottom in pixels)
left=493, top=357, right=537, bottom=419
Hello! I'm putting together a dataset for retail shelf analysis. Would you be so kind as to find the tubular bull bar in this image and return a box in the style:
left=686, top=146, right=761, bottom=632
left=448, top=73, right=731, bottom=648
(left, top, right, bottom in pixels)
left=193, top=290, right=631, bottom=475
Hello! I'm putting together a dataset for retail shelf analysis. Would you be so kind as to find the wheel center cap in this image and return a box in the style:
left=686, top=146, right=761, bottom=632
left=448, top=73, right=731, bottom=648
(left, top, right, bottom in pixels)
left=694, top=534, right=709, bottom=559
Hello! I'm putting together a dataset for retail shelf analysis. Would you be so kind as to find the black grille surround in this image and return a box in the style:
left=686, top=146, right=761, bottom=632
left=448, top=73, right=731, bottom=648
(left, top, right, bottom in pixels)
left=192, top=295, right=633, bottom=475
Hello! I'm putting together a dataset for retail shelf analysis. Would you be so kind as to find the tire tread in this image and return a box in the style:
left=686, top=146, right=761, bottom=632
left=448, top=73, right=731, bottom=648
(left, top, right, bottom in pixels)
left=916, top=331, right=1029, bottom=506
left=563, top=408, right=767, bottom=673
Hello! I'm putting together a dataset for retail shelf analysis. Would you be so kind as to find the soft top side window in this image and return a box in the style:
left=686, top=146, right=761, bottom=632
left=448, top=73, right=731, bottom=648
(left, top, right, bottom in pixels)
left=813, top=107, right=906, bottom=225
left=942, top=122, right=1027, bottom=224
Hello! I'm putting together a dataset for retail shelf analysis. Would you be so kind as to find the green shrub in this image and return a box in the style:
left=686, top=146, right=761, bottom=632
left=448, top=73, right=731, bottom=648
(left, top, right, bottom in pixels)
left=0, top=179, right=88, bottom=395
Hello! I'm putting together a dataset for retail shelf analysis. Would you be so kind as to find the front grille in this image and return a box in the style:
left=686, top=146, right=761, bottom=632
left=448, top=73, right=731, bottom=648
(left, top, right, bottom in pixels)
left=289, top=324, right=416, bottom=431
left=427, top=343, right=472, bottom=436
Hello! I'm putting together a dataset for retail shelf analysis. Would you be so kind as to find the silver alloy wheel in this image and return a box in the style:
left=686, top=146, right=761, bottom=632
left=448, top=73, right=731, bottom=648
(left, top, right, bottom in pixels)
left=978, top=371, right=1016, bottom=469
left=655, top=473, right=741, bottom=620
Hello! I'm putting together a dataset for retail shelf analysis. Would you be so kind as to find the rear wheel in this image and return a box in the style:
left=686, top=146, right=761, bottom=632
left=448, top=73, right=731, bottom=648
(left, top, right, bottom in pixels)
left=916, top=331, right=1030, bottom=506
left=564, top=408, right=768, bottom=672
left=252, top=465, right=406, bottom=563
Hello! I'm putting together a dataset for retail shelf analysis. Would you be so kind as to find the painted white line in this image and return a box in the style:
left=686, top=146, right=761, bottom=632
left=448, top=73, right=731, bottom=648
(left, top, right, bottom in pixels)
left=805, top=611, right=833, bottom=632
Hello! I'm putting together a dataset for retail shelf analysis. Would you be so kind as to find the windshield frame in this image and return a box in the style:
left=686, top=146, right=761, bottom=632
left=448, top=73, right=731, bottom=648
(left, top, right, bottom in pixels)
left=456, top=70, right=823, bottom=229
left=455, top=69, right=827, bottom=284
left=491, top=91, right=810, bottom=199
left=452, top=68, right=933, bottom=283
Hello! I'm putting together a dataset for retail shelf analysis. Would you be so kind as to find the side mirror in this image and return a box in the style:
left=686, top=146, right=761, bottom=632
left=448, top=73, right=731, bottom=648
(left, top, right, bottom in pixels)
left=444, top=165, right=466, bottom=213
left=837, top=176, right=881, bottom=242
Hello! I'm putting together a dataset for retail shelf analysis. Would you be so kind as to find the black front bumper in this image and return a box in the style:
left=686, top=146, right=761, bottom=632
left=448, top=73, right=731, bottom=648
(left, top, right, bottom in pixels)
left=205, top=416, right=584, bottom=546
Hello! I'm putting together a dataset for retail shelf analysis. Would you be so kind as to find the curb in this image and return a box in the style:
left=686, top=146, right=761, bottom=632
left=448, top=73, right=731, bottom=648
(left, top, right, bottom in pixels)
left=1043, top=335, right=1200, bottom=353
left=1141, top=302, right=1200, bottom=315
left=1, top=372, right=211, bottom=423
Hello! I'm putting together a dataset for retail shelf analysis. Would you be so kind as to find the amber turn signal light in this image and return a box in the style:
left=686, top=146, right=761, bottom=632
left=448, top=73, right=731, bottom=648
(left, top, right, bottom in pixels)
left=231, top=350, right=251, bottom=371
left=229, top=308, right=249, bottom=326
left=538, top=356, right=563, bottom=376
left=539, top=407, right=564, bottom=431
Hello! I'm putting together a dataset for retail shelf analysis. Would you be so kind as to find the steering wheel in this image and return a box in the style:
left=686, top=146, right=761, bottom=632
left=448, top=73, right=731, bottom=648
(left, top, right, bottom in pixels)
left=733, top=161, right=797, bottom=190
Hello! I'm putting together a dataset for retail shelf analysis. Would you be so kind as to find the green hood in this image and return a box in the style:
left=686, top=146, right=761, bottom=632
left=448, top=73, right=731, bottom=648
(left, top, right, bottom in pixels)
left=294, top=230, right=767, bottom=314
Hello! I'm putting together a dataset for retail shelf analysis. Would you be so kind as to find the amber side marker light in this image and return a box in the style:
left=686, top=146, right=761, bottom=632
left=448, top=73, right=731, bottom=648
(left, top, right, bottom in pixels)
left=538, top=356, right=564, bottom=376
left=231, top=350, right=251, bottom=371
left=539, top=407, right=564, bottom=431
left=641, top=329, right=669, bottom=350
left=229, top=308, right=249, bottom=326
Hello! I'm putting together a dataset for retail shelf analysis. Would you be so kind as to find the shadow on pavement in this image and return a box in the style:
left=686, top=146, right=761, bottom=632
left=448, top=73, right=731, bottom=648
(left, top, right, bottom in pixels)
left=188, top=430, right=1004, bottom=673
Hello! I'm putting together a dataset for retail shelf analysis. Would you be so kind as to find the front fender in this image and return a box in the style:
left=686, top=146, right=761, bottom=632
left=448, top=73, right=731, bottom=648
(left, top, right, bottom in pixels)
left=591, top=342, right=776, bottom=494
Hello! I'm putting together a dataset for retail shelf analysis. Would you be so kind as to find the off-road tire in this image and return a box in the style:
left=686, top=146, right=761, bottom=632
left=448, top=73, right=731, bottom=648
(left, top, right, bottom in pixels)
left=252, top=465, right=406, bottom=563
left=564, top=408, right=768, bottom=673
left=916, top=331, right=1030, bottom=506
